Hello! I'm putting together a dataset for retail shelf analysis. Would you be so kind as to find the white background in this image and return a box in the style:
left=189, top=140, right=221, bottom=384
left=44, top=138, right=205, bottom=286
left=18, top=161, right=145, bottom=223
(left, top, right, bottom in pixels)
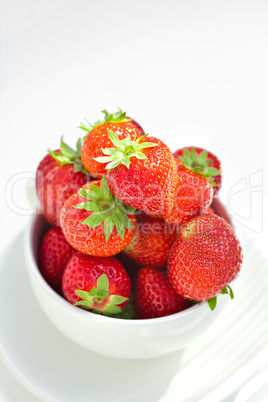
left=1, top=0, right=268, bottom=400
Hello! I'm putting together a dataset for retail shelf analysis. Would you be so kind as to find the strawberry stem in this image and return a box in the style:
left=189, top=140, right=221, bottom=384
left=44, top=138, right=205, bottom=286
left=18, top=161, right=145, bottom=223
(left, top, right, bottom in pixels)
left=48, top=136, right=88, bottom=174
left=74, top=176, right=135, bottom=242
left=74, top=274, right=129, bottom=315
left=93, top=130, right=158, bottom=169
left=207, top=285, right=234, bottom=310
left=179, top=148, right=221, bottom=186
left=79, top=108, right=132, bottom=133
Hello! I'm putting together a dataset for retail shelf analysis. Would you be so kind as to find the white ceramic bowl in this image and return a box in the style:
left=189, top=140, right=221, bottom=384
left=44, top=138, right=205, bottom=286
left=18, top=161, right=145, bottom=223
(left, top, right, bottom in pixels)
left=24, top=212, right=228, bottom=360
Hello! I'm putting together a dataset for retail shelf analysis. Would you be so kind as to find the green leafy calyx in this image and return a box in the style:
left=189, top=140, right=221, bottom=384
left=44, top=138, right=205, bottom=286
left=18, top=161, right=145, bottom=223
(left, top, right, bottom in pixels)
left=79, top=108, right=132, bottom=133
left=74, top=274, right=129, bottom=315
left=48, top=136, right=87, bottom=174
left=207, top=285, right=234, bottom=311
left=113, top=293, right=139, bottom=319
left=75, top=176, right=135, bottom=242
left=179, top=148, right=221, bottom=186
left=93, top=129, right=158, bottom=169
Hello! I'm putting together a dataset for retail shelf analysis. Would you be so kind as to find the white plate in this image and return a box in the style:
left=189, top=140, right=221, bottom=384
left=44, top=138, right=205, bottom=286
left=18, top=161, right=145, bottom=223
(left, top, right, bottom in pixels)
left=0, top=228, right=267, bottom=402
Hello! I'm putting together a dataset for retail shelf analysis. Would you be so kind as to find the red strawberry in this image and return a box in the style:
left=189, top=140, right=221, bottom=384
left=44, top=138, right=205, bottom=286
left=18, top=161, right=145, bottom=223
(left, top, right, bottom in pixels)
left=36, top=137, right=92, bottom=226
left=80, top=109, right=145, bottom=178
left=123, top=212, right=180, bottom=269
left=94, top=130, right=177, bottom=217
left=167, top=213, right=243, bottom=309
left=62, top=252, right=131, bottom=315
left=39, top=226, right=76, bottom=293
left=205, top=207, right=215, bottom=215
left=164, top=159, right=213, bottom=225
left=60, top=176, right=136, bottom=256
left=135, top=267, right=193, bottom=319
left=173, top=146, right=222, bottom=196
left=202, top=198, right=232, bottom=226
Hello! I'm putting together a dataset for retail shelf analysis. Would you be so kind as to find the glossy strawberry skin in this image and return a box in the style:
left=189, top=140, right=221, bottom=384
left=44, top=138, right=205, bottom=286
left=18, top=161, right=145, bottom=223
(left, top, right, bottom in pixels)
left=135, top=268, right=193, bottom=319
left=106, top=137, right=177, bottom=217
left=36, top=151, right=91, bottom=226
left=167, top=214, right=243, bottom=302
left=81, top=119, right=144, bottom=178
left=39, top=226, right=76, bottom=293
left=60, top=181, right=136, bottom=257
left=173, top=146, right=222, bottom=197
left=123, top=212, right=179, bottom=269
left=164, top=160, right=213, bottom=226
left=62, top=252, right=130, bottom=310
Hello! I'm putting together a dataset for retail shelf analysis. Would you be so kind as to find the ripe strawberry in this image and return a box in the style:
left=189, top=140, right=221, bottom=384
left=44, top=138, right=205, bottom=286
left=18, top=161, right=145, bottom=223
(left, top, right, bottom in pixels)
left=173, top=146, right=222, bottom=196
left=167, top=213, right=243, bottom=309
left=203, top=198, right=232, bottom=226
left=135, top=267, right=193, bottom=319
left=123, top=212, right=180, bottom=269
left=164, top=159, right=214, bottom=225
left=205, top=207, right=215, bottom=215
left=36, top=137, right=92, bottom=226
left=94, top=130, right=177, bottom=217
left=60, top=176, right=136, bottom=256
left=39, top=226, right=76, bottom=293
left=62, top=252, right=131, bottom=315
left=80, top=109, right=145, bottom=178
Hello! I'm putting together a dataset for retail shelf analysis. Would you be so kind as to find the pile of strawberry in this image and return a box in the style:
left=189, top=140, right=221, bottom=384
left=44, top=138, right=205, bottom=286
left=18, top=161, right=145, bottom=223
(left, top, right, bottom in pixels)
left=36, top=109, right=243, bottom=319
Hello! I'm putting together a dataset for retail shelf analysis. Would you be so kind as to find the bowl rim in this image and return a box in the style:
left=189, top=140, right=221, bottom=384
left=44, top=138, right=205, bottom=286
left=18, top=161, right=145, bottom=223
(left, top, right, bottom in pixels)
left=24, top=213, right=212, bottom=326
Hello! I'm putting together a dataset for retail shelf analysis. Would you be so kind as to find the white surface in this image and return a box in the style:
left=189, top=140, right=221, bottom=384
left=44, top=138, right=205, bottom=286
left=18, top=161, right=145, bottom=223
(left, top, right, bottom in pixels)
left=1, top=0, right=268, bottom=400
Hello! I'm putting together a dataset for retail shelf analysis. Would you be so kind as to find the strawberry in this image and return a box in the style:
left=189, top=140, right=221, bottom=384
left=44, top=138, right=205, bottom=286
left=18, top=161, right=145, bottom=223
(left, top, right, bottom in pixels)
left=80, top=109, right=145, bottom=178
left=39, top=226, right=76, bottom=293
left=163, top=158, right=214, bottom=225
left=167, top=213, right=243, bottom=309
left=94, top=130, right=177, bottom=217
left=203, top=199, right=232, bottom=226
left=36, top=137, right=92, bottom=226
left=205, top=206, right=215, bottom=215
left=60, top=176, right=136, bottom=256
left=135, top=267, right=193, bottom=319
left=173, top=146, right=222, bottom=196
left=62, top=252, right=131, bottom=315
left=123, top=212, right=180, bottom=269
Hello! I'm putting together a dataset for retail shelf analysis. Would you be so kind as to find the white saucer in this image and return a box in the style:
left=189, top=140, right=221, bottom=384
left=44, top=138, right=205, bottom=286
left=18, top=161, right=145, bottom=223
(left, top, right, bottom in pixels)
left=0, top=228, right=268, bottom=402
